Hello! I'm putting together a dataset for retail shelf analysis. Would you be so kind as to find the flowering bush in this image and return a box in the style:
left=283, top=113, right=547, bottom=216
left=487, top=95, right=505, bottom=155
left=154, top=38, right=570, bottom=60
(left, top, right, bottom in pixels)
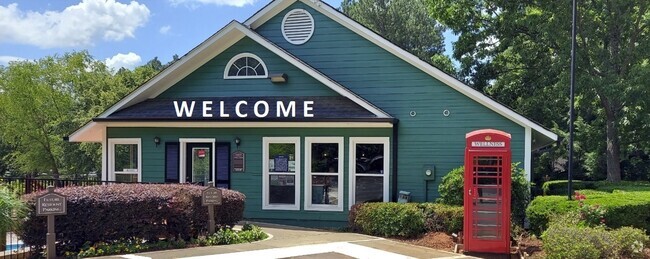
left=574, top=191, right=606, bottom=227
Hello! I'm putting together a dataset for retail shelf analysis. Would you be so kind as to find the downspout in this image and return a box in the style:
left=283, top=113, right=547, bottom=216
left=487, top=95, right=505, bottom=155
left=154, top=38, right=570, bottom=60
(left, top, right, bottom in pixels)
left=391, top=119, right=399, bottom=202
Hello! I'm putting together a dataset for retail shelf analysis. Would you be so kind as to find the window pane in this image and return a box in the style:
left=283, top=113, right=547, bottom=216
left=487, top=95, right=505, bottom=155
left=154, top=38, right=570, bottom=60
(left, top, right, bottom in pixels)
left=311, top=175, right=338, bottom=205
left=115, top=174, right=138, bottom=183
left=247, top=57, right=259, bottom=68
left=244, top=67, right=256, bottom=76
left=269, top=175, right=295, bottom=204
left=311, top=143, right=338, bottom=173
left=269, top=143, right=296, bottom=173
left=355, top=176, right=383, bottom=204
left=228, top=66, right=238, bottom=76
left=355, top=144, right=383, bottom=174
left=115, top=144, right=138, bottom=172
left=234, top=58, right=246, bottom=68
left=192, top=148, right=210, bottom=183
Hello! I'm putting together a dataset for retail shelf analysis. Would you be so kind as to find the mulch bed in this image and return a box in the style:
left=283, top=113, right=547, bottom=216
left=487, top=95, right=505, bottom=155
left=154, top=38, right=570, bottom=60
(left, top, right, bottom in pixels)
left=393, top=232, right=455, bottom=251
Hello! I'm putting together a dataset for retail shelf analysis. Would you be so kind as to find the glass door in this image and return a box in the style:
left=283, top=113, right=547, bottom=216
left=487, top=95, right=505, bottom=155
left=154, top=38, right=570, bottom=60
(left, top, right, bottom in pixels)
left=470, top=155, right=504, bottom=241
left=186, top=143, right=212, bottom=185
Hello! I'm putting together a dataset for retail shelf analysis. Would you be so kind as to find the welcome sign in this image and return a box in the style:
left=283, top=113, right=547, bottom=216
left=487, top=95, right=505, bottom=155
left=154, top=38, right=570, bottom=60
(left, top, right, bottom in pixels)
left=173, top=100, right=315, bottom=118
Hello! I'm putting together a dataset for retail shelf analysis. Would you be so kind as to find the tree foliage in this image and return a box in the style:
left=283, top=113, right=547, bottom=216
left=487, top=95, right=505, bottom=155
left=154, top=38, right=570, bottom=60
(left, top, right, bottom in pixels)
left=0, top=51, right=165, bottom=178
left=341, top=0, right=456, bottom=74
left=428, top=0, right=650, bottom=182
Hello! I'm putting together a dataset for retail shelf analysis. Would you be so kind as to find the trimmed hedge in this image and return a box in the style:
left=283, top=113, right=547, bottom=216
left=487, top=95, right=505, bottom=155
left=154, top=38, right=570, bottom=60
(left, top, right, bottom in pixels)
left=542, top=180, right=593, bottom=195
left=541, top=180, right=650, bottom=195
left=542, top=214, right=649, bottom=259
left=350, top=202, right=463, bottom=238
left=526, top=190, right=650, bottom=235
left=417, top=203, right=463, bottom=233
left=19, top=184, right=245, bottom=253
left=354, top=203, right=425, bottom=238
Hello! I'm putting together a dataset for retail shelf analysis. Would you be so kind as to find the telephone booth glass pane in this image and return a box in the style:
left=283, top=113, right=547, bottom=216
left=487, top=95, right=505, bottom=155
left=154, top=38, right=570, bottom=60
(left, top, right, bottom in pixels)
left=472, top=156, right=503, bottom=240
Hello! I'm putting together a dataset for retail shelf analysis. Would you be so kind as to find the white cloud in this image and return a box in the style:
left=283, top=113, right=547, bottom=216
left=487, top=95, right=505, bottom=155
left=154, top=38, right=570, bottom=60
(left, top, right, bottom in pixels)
left=159, top=25, right=172, bottom=35
left=0, top=55, right=27, bottom=66
left=0, top=0, right=150, bottom=48
left=105, top=52, right=142, bottom=70
left=169, top=0, right=257, bottom=7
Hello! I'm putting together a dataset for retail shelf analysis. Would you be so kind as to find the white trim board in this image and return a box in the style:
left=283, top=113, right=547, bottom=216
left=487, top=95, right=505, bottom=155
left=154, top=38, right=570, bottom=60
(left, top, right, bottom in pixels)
left=304, top=137, right=344, bottom=212
left=244, top=0, right=558, bottom=142
left=348, top=137, right=390, bottom=209
left=179, top=138, right=216, bottom=184
left=70, top=121, right=392, bottom=142
left=262, top=137, right=301, bottom=211
left=107, top=138, right=142, bottom=182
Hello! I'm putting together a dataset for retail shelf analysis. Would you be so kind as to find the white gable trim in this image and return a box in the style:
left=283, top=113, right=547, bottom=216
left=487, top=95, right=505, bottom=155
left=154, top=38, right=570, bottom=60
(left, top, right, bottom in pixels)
left=245, top=0, right=557, bottom=141
left=94, top=21, right=388, bottom=120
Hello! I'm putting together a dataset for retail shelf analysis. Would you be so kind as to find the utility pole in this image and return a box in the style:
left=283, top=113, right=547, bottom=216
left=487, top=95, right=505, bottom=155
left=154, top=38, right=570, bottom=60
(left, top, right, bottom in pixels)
left=568, top=0, right=577, bottom=200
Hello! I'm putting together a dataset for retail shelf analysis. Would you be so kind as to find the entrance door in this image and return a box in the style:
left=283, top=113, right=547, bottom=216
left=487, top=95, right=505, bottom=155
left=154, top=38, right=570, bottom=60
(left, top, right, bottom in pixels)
left=466, top=153, right=511, bottom=252
left=186, top=143, right=212, bottom=184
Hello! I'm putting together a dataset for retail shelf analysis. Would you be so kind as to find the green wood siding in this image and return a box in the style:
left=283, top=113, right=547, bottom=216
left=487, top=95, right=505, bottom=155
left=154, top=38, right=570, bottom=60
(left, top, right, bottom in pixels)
left=256, top=2, right=526, bottom=201
left=158, top=37, right=338, bottom=98
left=107, top=127, right=391, bottom=225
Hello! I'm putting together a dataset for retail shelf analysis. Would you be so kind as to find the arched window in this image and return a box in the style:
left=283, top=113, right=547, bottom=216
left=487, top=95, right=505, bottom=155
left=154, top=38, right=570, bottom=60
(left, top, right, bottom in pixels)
left=224, top=53, right=268, bottom=79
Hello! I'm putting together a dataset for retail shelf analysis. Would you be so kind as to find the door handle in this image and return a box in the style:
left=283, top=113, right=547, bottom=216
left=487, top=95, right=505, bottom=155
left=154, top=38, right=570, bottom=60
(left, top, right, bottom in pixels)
left=469, top=189, right=472, bottom=196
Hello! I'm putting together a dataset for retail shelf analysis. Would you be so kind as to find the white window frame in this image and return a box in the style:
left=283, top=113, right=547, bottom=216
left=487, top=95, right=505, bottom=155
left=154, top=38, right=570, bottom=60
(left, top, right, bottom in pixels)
left=107, top=138, right=142, bottom=182
left=349, top=137, right=390, bottom=209
left=304, top=137, right=344, bottom=211
left=262, top=137, right=301, bottom=210
left=179, top=138, right=216, bottom=184
left=223, top=53, right=268, bottom=79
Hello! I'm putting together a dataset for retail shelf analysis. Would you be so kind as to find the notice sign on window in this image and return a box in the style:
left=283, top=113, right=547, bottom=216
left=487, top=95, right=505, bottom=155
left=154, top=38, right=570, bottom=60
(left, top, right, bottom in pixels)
left=232, top=151, right=245, bottom=172
left=471, top=141, right=506, bottom=148
left=274, top=155, right=289, bottom=172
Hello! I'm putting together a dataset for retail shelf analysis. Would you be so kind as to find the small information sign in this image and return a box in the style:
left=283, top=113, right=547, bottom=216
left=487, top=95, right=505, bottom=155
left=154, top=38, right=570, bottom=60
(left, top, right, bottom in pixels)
left=232, top=151, right=245, bottom=172
left=37, top=188, right=67, bottom=216
left=202, top=186, right=223, bottom=206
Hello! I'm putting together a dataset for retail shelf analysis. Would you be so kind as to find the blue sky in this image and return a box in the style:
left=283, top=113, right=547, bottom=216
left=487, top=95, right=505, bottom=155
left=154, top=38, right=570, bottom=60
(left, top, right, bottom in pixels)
left=0, top=0, right=457, bottom=70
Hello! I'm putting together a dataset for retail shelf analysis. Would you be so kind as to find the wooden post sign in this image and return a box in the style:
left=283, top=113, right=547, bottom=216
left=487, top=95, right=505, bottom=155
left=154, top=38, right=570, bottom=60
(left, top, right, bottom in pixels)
left=202, top=183, right=222, bottom=235
left=37, top=186, right=67, bottom=259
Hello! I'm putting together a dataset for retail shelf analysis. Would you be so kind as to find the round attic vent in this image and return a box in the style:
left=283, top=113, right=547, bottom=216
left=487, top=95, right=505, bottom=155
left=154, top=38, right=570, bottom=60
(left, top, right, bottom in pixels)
left=282, top=9, right=315, bottom=45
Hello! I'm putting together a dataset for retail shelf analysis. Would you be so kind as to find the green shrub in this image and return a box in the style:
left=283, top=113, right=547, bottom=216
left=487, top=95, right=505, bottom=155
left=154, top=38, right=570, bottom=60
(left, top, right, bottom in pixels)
left=70, top=225, right=267, bottom=258
left=0, top=185, right=27, bottom=234
left=542, top=180, right=595, bottom=196
left=592, top=181, right=650, bottom=192
left=20, top=184, right=246, bottom=254
left=526, top=190, right=650, bottom=235
left=437, top=166, right=464, bottom=206
left=541, top=214, right=649, bottom=259
left=354, top=203, right=425, bottom=238
left=437, top=163, right=530, bottom=226
left=417, top=203, right=463, bottom=233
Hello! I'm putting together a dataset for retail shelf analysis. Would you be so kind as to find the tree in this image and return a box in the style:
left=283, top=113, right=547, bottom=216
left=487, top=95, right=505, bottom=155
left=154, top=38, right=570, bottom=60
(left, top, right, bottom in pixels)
left=341, top=0, right=455, bottom=74
left=428, top=0, right=650, bottom=182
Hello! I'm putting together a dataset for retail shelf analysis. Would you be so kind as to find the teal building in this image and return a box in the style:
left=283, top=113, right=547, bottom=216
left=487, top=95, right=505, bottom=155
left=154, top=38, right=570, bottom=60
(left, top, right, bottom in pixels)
left=70, top=0, right=557, bottom=227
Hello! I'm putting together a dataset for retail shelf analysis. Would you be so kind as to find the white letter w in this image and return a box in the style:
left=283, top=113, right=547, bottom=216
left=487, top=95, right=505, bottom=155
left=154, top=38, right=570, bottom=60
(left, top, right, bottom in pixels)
left=174, top=101, right=195, bottom=117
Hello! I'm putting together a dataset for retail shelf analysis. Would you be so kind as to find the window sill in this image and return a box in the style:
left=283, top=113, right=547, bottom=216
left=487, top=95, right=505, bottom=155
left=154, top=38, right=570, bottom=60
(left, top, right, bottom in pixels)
left=262, top=204, right=300, bottom=211
left=305, top=205, right=343, bottom=212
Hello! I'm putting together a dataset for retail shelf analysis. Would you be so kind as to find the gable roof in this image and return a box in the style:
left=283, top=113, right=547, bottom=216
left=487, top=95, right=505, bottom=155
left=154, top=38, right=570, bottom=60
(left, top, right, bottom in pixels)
left=244, top=0, right=558, bottom=142
left=69, top=21, right=392, bottom=142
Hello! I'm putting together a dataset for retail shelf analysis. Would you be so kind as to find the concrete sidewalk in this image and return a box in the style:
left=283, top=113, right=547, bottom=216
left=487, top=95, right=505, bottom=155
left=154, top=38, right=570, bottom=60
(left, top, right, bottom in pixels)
left=100, top=223, right=475, bottom=259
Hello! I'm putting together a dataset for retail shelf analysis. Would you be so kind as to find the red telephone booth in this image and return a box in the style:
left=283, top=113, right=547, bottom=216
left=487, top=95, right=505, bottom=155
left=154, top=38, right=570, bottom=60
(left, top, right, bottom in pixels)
left=464, top=129, right=511, bottom=254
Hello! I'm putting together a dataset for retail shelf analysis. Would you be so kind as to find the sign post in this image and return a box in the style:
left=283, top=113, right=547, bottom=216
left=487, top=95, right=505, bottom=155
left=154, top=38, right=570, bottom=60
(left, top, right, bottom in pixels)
left=201, top=182, right=222, bottom=235
left=37, top=186, right=67, bottom=259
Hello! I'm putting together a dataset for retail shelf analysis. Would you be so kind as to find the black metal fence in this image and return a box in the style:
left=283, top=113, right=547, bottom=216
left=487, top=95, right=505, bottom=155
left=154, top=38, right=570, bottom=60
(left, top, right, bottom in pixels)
left=1, top=229, right=31, bottom=258
left=0, top=177, right=141, bottom=196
